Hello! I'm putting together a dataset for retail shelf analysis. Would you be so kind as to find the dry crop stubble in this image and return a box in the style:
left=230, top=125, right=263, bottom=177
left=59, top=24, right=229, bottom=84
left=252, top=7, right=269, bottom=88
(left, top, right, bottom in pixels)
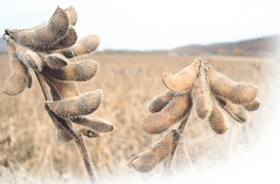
left=0, top=54, right=274, bottom=182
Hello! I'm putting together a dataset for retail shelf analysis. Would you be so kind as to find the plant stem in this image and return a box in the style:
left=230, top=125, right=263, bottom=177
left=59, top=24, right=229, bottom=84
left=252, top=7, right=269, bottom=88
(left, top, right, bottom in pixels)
left=35, top=72, right=98, bottom=184
left=163, top=111, right=191, bottom=176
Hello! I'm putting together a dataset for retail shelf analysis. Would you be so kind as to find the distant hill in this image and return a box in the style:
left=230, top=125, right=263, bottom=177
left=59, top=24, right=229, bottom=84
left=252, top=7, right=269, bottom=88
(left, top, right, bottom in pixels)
left=172, top=34, right=280, bottom=56
left=1, top=34, right=279, bottom=56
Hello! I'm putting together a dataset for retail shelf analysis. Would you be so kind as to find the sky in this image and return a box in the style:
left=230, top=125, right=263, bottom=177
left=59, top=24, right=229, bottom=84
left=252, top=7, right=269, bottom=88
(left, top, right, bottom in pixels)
left=0, top=0, right=280, bottom=51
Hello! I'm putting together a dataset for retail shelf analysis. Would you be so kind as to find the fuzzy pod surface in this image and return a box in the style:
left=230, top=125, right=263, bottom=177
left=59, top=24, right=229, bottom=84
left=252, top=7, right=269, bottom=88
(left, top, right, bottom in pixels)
left=2, top=41, right=30, bottom=95
left=141, top=92, right=192, bottom=134
left=162, top=59, right=198, bottom=92
left=5, top=7, right=69, bottom=51
left=45, top=90, right=103, bottom=118
left=147, top=90, right=175, bottom=113
left=207, top=66, right=258, bottom=104
left=43, top=59, right=98, bottom=81
left=130, top=130, right=179, bottom=173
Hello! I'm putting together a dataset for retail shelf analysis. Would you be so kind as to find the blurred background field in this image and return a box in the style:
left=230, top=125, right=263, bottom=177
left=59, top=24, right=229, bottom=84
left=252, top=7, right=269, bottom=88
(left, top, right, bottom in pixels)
left=0, top=51, right=277, bottom=182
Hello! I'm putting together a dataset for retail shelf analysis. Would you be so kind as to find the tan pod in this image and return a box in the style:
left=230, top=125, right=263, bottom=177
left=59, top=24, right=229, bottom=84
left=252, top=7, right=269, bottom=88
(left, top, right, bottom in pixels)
left=59, top=34, right=100, bottom=58
left=5, top=6, right=69, bottom=51
left=64, top=6, right=77, bottom=26
left=50, top=26, right=77, bottom=50
left=45, top=90, right=103, bottom=118
left=244, top=98, right=261, bottom=111
left=217, top=97, right=250, bottom=123
left=2, top=41, right=29, bottom=95
left=70, top=117, right=114, bottom=133
left=147, top=90, right=175, bottom=113
left=207, top=66, right=258, bottom=104
left=191, top=62, right=212, bottom=119
left=208, top=95, right=228, bottom=134
left=43, top=53, right=68, bottom=69
left=43, top=59, right=98, bottom=81
left=162, top=59, right=198, bottom=92
left=141, top=92, right=192, bottom=134
left=130, top=130, right=179, bottom=173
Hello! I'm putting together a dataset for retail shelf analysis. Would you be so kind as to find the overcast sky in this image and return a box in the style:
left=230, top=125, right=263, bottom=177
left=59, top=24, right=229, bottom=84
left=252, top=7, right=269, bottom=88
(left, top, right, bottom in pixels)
left=0, top=0, right=280, bottom=50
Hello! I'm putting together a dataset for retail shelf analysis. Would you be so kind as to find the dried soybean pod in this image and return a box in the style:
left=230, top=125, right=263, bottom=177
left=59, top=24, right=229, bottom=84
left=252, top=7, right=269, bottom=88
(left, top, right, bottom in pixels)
left=64, top=6, right=77, bottom=26
left=147, top=90, right=175, bottom=113
left=2, top=40, right=29, bottom=95
left=244, top=98, right=261, bottom=111
left=47, top=78, right=79, bottom=100
left=44, top=75, right=79, bottom=100
left=191, top=62, right=212, bottom=120
left=25, top=50, right=44, bottom=72
left=70, top=117, right=114, bottom=133
left=79, top=128, right=100, bottom=138
left=43, top=53, right=68, bottom=69
left=59, top=34, right=100, bottom=58
left=130, top=130, right=179, bottom=173
left=43, top=59, right=98, bottom=81
left=12, top=40, right=44, bottom=72
left=162, top=59, right=199, bottom=92
left=217, top=97, right=250, bottom=123
left=5, top=6, right=69, bottom=51
left=45, top=89, right=103, bottom=118
left=207, top=66, right=258, bottom=104
left=141, top=92, right=192, bottom=134
left=44, top=77, right=78, bottom=143
left=208, top=95, right=228, bottom=134
left=50, top=26, right=77, bottom=50
left=7, top=37, right=34, bottom=88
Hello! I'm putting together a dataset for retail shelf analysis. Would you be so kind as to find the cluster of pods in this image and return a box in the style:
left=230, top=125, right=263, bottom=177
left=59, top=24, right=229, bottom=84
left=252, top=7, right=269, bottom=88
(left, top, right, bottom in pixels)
left=128, top=57, right=261, bottom=173
left=3, top=6, right=114, bottom=142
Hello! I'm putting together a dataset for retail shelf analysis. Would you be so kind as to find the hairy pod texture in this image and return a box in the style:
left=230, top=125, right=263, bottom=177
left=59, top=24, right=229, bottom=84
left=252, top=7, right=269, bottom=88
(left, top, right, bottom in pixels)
left=147, top=90, right=175, bottom=113
left=45, top=75, right=79, bottom=100
left=50, top=26, right=77, bottom=50
left=45, top=90, right=103, bottom=118
left=2, top=40, right=30, bottom=95
left=162, top=58, right=198, bottom=92
left=209, top=95, right=228, bottom=134
left=3, top=9, right=115, bottom=183
left=207, top=66, right=258, bottom=104
left=43, top=53, right=68, bottom=69
left=130, top=130, right=180, bottom=173
left=130, top=57, right=261, bottom=174
left=10, top=40, right=44, bottom=72
left=141, top=92, right=192, bottom=134
left=244, top=98, right=261, bottom=111
left=43, top=59, right=98, bottom=81
left=191, top=60, right=212, bottom=120
left=59, top=34, right=100, bottom=58
left=5, top=6, right=69, bottom=51
left=217, top=97, right=250, bottom=123
left=70, top=117, right=114, bottom=133
left=64, top=6, right=77, bottom=26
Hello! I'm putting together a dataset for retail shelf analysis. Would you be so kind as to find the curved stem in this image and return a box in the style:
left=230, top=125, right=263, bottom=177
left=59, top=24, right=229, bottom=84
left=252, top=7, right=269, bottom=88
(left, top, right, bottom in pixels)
left=35, top=72, right=98, bottom=184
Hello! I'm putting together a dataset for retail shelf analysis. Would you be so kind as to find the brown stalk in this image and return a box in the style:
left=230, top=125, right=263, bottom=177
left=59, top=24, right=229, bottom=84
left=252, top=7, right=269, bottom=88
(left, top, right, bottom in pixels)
left=35, top=72, right=98, bottom=184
